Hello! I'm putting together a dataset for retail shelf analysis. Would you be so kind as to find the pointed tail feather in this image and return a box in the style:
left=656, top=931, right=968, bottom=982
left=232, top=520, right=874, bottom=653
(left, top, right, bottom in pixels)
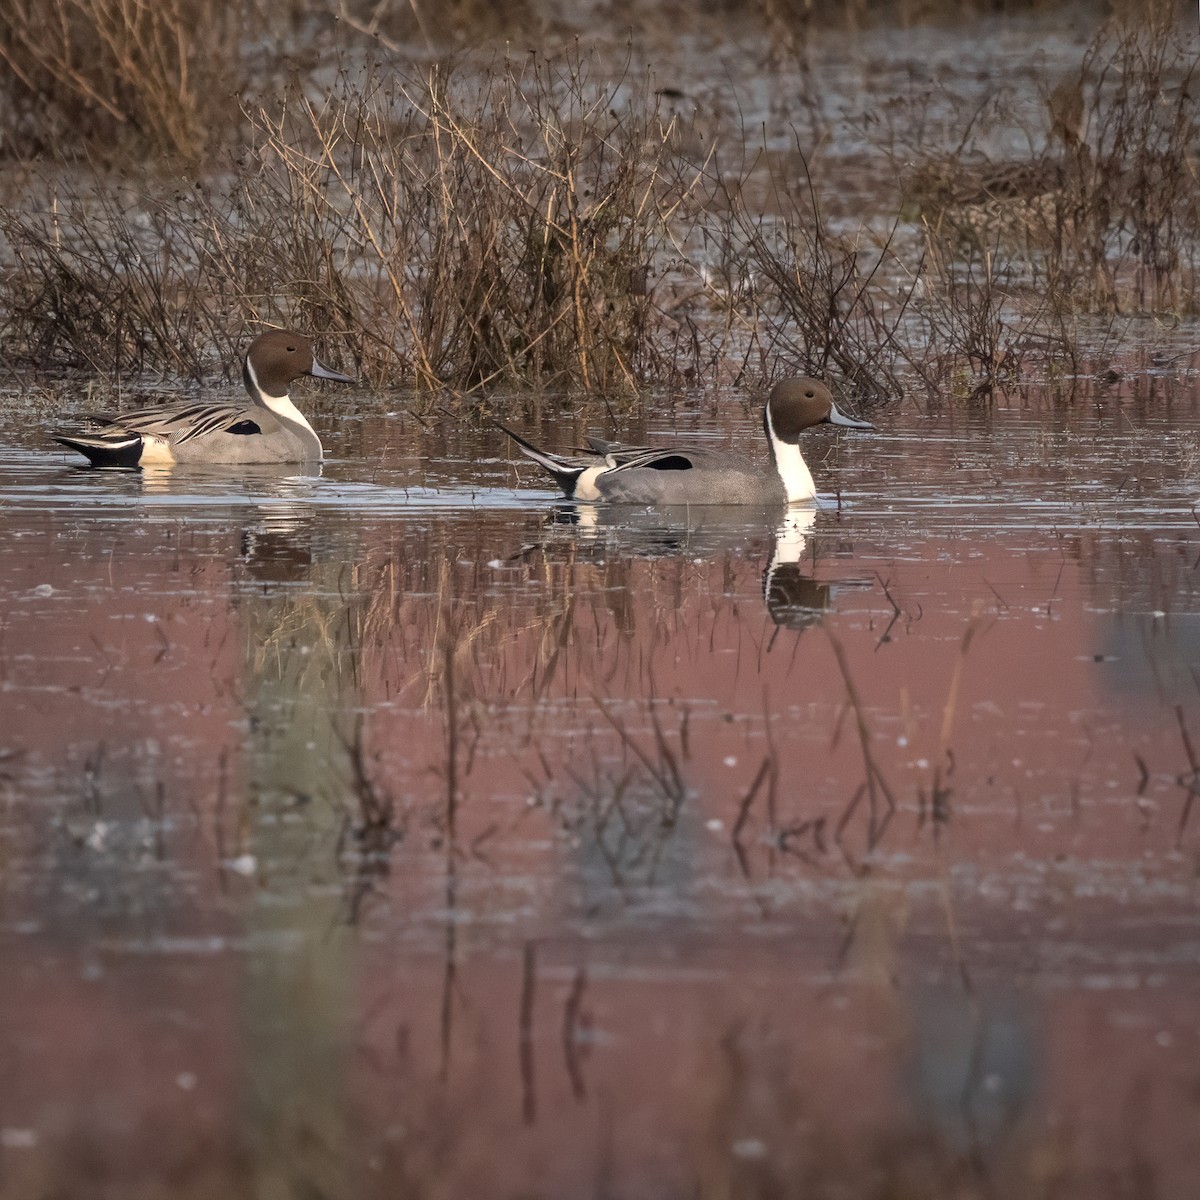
left=494, top=420, right=585, bottom=497
left=54, top=433, right=144, bottom=468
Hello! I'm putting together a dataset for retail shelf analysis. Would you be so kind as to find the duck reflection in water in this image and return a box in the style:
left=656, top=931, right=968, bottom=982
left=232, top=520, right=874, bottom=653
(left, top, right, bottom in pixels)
left=763, top=508, right=833, bottom=632
left=129, top=462, right=324, bottom=576
left=235, top=492, right=319, bottom=580
left=541, top=503, right=867, bottom=632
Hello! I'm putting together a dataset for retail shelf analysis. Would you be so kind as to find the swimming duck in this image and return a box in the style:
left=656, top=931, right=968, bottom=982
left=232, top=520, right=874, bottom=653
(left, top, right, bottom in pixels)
left=53, top=330, right=355, bottom=467
left=498, top=377, right=873, bottom=505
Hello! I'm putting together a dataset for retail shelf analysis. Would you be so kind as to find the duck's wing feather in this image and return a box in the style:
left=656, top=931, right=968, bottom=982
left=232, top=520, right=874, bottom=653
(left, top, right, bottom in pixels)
left=499, top=421, right=750, bottom=501
left=89, top=401, right=278, bottom=444
left=600, top=447, right=712, bottom=473
left=580, top=435, right=653, bottom=460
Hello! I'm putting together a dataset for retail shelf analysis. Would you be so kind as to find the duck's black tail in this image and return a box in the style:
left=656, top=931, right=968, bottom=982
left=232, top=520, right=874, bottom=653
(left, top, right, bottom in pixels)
left=494, top=420, right=585, bottom=497
left=54, top=433, right=144, bottom=468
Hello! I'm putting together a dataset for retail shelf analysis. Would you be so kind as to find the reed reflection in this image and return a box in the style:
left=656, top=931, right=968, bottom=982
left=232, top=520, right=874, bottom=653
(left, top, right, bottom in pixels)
left=229, top=485, right=361, bottom=1200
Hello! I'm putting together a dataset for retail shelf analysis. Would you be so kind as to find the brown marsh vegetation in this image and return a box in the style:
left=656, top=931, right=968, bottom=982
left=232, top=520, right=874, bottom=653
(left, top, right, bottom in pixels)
left=0, top=0, right=1196, bottom=403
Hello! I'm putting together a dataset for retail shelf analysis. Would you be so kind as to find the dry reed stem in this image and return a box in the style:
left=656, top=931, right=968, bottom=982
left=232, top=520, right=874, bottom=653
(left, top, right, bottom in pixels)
left=826, top=631, right=897, bottom=852
left=0, top=0, right=246, bottom=159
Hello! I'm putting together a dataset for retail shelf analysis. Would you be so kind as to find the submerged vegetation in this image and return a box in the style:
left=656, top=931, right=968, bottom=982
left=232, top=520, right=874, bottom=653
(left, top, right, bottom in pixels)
left=0, top=0, right=1195, bottom=403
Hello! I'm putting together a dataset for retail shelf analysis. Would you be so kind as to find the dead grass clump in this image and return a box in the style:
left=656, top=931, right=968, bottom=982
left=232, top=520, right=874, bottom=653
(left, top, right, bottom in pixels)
left=0, top=0, right=255, bottom=161
left=907, top=3, right=1200, bottom=317
left=0, top=181, right=237, bottom=377
left=1050, top=8, right=1200, bottom=313
left=228, top=50, right=709, bottom=392
left=912, top=239, right=1062, bottom=400
left=9, top=18, right=1196, bottom=404
left=0, top=51, right=721, bottom=393
left=713, top=151, right=913, bottom=403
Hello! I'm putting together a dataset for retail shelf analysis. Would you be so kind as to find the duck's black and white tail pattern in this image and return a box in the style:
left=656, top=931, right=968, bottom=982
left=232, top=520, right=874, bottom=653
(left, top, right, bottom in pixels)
left=53, top=432, right=143, bottom=468
left=495, top=421, right=588, bottom=497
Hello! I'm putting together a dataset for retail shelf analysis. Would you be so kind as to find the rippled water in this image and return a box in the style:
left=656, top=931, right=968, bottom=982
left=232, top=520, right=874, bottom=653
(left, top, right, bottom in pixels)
left=3, top=376, right=1200, bottom=1198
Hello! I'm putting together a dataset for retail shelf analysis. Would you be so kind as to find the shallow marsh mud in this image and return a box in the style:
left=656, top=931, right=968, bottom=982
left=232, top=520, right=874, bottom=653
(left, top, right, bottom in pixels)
left=4, top=2, right=1200, bottom=1198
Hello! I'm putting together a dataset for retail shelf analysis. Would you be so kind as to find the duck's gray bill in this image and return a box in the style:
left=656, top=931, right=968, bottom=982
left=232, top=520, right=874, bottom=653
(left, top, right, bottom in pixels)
left=828, top=401, right=874, bottom=430
left=310, top=356, right=356, bottom=384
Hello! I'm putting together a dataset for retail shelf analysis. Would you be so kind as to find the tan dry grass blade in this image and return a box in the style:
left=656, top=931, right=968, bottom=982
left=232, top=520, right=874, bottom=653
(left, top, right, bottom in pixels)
left=0, top=0, right=247, bottom=160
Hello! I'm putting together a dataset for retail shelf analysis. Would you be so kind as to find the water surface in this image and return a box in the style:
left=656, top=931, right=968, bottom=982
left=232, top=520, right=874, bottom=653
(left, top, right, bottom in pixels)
left=3, top=381, right=1200, bottom=1198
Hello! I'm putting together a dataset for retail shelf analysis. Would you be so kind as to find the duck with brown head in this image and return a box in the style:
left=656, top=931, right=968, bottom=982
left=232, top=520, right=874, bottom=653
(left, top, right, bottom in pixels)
left=498, top=377, right=874, bottom=506
left=53, top=330, right=356, bottom=468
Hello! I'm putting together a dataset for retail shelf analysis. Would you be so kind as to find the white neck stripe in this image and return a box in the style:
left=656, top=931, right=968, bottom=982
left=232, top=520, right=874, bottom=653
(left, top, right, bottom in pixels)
left=245, top=356, right=262, bottom=399
left=766, top=406, right=817, bottom=503
left=246, top=358, right=316, bottom=436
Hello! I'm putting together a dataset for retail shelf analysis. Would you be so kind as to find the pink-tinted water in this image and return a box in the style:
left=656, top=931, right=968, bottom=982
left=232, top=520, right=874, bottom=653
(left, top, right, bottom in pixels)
left=2, top=374, right=1200, bottom=1198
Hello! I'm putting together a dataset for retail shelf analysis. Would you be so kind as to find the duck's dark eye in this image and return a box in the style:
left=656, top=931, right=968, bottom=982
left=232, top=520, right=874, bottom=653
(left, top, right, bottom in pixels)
left=805, top=390, right=815, bottom=398
left=286, top=345, right=296, bottom=353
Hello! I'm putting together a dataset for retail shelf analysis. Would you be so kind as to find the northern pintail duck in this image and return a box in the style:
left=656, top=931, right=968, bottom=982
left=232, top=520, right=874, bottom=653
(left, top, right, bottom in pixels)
left=53, top=330, right=355, bottom=467
left=498, top=377, right=873, bottom=505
